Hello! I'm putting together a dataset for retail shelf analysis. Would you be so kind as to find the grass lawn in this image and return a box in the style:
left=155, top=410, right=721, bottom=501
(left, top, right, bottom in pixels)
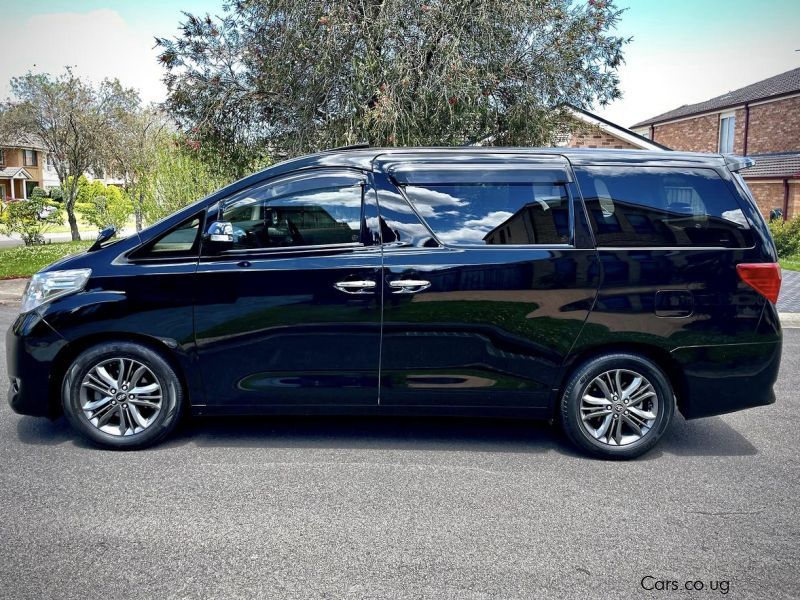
left=0, top=241, right=93, bottom=279
left=780, top=257, right=800, bottom=272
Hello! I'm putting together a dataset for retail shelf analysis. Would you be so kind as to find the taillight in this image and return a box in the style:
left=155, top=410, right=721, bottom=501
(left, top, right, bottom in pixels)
left=736, top=263, right=782, bottom=304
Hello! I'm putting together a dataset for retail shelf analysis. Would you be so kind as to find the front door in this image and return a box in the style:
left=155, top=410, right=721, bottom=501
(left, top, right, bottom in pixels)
left=372, top=155, right=599, bottom=411
left=194, top=168, right=383, bottom=408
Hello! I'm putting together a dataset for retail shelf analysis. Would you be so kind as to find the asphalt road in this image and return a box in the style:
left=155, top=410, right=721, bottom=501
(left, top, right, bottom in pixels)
left=0, top=306, right=798, bottom=600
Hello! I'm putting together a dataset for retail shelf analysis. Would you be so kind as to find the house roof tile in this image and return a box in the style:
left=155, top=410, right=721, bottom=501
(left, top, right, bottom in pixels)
left=0, top=133, right=47, bottom=151
left=0, top=167, right=32, bottom=179
left=741, top=152, right=800, bottom=179
left=632, top=67, right=800, bottom=128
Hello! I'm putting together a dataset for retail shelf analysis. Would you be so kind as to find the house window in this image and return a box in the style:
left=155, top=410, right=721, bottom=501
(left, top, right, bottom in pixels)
left=0, top=149, right=5, bottom=165
left=23, top=149, right=38, bottom=166
left=719, top=113, right=735, bottom=153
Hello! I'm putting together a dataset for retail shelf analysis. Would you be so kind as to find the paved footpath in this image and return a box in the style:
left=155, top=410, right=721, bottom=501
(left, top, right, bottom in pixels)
left=777, top=269, right=800, bottom=313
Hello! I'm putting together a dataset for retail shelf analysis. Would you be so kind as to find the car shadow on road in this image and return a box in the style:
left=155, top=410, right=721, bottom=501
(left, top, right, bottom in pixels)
left=166, top=414, right=576, bottom=456
left=15, top=411, right=757, bottom=458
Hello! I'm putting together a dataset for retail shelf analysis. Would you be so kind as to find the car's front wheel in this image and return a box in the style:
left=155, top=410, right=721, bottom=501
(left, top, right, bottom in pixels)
left=62, top=342, right=184, bottom=449
left=560, top=352, right=675, bottom=459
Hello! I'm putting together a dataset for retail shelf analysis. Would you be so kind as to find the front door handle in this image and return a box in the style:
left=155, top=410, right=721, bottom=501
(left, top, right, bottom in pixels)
left=388, top=279, right=431, bottom=294
left=334, top=280, right=377, bottom=295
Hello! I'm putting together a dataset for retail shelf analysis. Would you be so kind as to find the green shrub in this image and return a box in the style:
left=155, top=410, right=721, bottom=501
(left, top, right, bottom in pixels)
left=768, top=217, right=800, bottom=258
left=74, top=177, right=133, bottom=234
left=48, top=187, right=64, bottom=202
left=30, top=186, right=48, bottom=200
left=0, top=196, right=63, bottom=245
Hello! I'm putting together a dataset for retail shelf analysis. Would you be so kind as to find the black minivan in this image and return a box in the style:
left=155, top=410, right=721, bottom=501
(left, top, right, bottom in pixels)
left=6, top=148, right=782, bottom=458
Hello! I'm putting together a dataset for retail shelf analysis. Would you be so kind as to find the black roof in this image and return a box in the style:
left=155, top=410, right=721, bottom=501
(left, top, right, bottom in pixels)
left=632, top=67, right=800, bottom=128
left=256, top=146, right=726, bottom=176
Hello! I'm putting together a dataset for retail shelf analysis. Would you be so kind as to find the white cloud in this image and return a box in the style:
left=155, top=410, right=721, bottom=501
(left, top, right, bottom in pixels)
left=0, top=9, right=165, bottom=104
left=464, top=211, right=513, bottom=229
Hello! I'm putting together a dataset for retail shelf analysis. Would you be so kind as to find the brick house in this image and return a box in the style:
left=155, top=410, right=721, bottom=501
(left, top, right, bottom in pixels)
left=0, top=134, right=59, bottom=200
left=559, top=105, right=668, bottom=152
left=631, top=67, right=800, bottom=219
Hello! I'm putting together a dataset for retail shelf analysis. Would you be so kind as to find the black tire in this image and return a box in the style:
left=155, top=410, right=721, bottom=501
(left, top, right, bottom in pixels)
left=62, top=342, right=184, bottom=450
left=560, top=352, right=675, bottom=460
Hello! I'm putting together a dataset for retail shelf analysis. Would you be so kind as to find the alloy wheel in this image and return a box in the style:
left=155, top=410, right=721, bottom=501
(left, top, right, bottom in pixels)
left=79, top=357, right=163, bottom=436
left=579, top=368, right=659, bottom=446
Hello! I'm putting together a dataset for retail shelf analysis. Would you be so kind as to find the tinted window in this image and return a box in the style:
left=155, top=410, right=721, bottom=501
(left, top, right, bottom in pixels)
left=373, top=174, right=439, bottom=247
left=401, top=180, right=570, bottom=246
left=134, top=216, right=202, bottom=258
left=220, top=171, right=364, bottom=250
left=575, top=166, right=753, bottom=248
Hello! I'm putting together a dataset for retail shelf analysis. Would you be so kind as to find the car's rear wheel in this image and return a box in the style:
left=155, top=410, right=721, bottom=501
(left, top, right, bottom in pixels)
left=62, top=342, right=184, bottom=449
left=560, top=352, right=675, bottom=459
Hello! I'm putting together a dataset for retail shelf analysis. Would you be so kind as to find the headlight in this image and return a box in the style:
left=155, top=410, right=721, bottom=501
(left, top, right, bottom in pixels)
left=21, top=269, right=92, bottom=313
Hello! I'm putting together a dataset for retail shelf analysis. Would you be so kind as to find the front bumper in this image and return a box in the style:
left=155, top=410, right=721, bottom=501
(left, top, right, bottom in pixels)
left=6, top=311, right=66, bottom=418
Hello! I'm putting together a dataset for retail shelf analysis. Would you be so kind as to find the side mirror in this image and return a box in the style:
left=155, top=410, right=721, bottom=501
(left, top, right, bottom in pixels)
left=203, top=221, right=235, bottom=251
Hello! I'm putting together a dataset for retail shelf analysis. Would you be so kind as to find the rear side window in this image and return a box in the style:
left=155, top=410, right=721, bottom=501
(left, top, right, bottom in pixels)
left=575, top=166, right=753, bottom=248
left=397, top=168, right=571, bottom=246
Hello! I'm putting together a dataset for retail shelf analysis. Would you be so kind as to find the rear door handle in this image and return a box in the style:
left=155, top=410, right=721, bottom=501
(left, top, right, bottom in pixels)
left=389, top=279, right=431, bottom=294
left=334, top=280, right=377, bottom=295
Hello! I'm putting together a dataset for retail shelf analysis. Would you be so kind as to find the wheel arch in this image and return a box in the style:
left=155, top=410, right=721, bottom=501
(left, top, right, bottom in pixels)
left=554, top=342, right=688, bottom=418
left=47, top=332, right=194, bottom=418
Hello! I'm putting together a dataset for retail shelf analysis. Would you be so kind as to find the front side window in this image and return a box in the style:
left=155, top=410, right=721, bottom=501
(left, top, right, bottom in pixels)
left=575, top=166, right=753, bottom=248
left=396, top=168, right=571, bottom=246
left=218, top=170, right=365, bottom=252
left=719, top=113, right=735, bottom=153
left=23, top=149, right=37, bottom=166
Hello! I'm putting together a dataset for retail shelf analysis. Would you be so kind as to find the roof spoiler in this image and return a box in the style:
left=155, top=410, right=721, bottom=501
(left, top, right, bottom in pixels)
left=724, top=155, right=755, bottom=172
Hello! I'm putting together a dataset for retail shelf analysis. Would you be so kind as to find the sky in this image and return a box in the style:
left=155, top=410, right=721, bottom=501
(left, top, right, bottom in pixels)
left=0, top=0, right=798, bottom=129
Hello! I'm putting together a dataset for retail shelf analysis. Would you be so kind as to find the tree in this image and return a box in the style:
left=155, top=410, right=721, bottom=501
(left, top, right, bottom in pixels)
left=104, top=107, right=169, bottom=232
left=141, top=136, right=231, bottom=224
left=156, top=0, right=628, bottom=172
left=73, top=176, right=134, bottom=234
left=0, top=68, right=139, bottom=241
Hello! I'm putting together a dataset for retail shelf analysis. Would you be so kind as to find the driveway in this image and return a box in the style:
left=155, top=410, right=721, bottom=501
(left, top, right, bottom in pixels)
left=0, top=305, right=798, bottom=599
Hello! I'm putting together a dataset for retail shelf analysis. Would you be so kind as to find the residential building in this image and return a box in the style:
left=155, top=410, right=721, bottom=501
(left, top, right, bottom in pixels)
left=471, top=105, right=667, bottom=152
left=558, top=105, right=668, bottom=152
left=0, top=134, right=59, bottom=200
left=631, top=67, right=800, bottom=218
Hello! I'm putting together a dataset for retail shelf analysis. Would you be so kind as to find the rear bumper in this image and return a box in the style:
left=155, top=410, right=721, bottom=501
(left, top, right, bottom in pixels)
left=6, top=312, right=66, bottom=418
left=672, top=339, right=781, bottom=419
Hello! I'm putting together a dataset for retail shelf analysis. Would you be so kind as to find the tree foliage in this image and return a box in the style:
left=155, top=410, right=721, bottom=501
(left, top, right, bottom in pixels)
left=156, top=0, right=628, bottom=171
left=0, top=68, right=139, bottom=241
left=141, top=137, right=232, bottom=224
left=103, top=107, right=170, bottom=232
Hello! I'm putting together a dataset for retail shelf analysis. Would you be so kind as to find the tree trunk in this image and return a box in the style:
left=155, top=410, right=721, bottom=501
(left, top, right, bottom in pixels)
left=66, top=203, right=81, bottom=241
left=136, top=192, right=144, bottom=232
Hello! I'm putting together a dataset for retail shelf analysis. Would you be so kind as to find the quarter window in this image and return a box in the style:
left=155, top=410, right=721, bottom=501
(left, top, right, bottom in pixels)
left=575, top=166, right=753, bottom=248
left=150, top=217, right=202, bottom=254
left=218, top=170, right=365, bottom=251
